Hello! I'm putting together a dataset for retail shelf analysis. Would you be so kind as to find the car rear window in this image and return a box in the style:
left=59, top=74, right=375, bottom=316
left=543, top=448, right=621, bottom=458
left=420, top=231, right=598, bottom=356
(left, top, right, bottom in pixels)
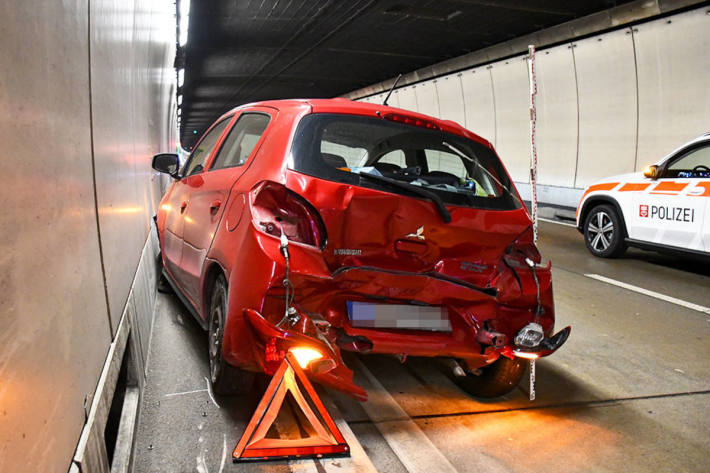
left=290, top=113, right=521, bottom=210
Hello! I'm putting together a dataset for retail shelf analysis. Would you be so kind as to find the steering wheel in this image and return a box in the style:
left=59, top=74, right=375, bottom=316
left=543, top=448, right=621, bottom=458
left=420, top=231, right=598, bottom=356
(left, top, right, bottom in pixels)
left=692, top=165, right=710, bottom=172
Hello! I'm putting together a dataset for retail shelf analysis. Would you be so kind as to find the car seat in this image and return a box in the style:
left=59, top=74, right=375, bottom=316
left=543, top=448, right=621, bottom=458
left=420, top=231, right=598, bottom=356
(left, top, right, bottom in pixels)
left=423, top=170, right=459, bottom=186
left=321, top=153, right=348, bottom=169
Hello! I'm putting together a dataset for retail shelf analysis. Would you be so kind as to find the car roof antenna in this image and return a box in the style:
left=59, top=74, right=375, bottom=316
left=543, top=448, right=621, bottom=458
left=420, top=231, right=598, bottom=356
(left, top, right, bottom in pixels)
left=382, top=74, right=403, bottom=106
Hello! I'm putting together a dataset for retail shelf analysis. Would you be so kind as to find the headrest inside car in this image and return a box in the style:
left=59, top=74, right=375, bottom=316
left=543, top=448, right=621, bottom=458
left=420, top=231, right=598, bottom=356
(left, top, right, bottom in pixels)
left=321, top=153, right=348, bottom=169
left=373, top=162, right=402, bottom=174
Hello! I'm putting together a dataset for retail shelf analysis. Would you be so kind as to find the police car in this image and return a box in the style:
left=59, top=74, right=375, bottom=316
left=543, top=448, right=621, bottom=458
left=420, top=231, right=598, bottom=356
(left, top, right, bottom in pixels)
left=577, top=133, right=710, bottom=258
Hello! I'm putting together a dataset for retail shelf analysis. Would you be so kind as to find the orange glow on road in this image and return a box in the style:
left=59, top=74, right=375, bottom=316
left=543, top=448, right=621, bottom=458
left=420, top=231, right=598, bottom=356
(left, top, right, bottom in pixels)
left=513, top=350, right=540, bottom=359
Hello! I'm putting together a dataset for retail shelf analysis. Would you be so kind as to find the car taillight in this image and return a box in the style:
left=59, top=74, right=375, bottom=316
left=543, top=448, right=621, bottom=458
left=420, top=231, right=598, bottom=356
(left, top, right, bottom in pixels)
left=503, top=226, right=541, bottom=267
left=251, top=182, right=326, bottom=248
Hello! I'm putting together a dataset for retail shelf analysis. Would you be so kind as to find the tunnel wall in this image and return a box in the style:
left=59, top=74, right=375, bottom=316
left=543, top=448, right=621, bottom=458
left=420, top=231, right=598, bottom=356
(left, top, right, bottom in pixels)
left=0, top=1, right=176, bottom=472
left=358, top=7, right=710, bottom=208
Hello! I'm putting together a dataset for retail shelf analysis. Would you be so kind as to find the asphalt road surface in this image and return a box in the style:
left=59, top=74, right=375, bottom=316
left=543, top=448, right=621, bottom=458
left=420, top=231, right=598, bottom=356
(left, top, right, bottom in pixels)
left=133, top=220, right=710, bottom=473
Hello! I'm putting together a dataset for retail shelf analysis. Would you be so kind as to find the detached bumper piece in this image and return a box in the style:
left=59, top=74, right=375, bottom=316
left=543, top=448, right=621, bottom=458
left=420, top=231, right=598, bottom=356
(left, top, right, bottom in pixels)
left=233, top=352, right=350, bottom=462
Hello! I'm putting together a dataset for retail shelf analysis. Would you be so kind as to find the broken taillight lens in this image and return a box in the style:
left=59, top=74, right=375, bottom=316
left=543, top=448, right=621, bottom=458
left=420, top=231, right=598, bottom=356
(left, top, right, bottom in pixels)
left=503, top=226, right=541, bottom=267
left=251, top=182, right=327, bottom=248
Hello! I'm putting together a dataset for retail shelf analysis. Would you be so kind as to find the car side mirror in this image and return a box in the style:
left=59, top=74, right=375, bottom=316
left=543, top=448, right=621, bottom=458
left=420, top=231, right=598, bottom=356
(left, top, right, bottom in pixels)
left=643, top=164, right=659, bottom=180
left=152, top=153, right=180, bottom=179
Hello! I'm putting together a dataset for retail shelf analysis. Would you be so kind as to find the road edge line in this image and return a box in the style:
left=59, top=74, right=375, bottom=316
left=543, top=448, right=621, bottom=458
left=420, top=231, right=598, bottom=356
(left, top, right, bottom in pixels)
left=584, top=273, right=710, bottom=315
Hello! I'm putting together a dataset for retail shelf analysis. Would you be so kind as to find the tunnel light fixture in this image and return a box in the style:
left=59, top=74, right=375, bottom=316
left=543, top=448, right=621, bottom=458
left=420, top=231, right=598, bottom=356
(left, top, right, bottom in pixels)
left=178, top=69, right=184, bottom=87
left=178, top=0, right=191, bottom=47
left=177, top=95, right=183, bottom=105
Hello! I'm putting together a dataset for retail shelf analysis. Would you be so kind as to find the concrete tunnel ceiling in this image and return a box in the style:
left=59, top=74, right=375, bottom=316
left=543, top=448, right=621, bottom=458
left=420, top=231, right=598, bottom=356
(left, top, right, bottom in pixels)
left=178, top=0, right=636, bottom=148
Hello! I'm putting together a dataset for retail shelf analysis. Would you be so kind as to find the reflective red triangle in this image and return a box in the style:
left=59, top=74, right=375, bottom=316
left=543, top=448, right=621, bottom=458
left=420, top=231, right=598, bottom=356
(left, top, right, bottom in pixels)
left=233, top=351, right=349, bottom=462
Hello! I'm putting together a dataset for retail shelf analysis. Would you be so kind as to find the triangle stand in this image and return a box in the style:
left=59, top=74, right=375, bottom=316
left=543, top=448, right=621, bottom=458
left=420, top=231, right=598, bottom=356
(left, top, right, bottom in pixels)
left=233, top=351, right=350, bottom=462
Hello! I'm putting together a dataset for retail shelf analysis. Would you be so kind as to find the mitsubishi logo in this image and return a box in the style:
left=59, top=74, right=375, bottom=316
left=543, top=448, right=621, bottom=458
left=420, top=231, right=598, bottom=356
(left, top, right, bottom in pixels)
left=406, top=226, right=425, bottom=240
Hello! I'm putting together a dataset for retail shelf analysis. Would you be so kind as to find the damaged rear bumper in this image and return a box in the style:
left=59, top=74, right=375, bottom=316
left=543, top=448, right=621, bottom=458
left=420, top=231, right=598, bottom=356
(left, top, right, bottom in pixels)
left=226, top=228, right=566, bottom=400
left=502, top=325, right=571, bottom=360
left=244, top=308, right=368, bottom=401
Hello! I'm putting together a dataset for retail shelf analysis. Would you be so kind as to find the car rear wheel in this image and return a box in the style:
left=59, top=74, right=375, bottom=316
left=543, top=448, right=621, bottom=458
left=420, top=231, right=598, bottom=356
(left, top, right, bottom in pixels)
left=208, top=274, right=254, bottom=395
left=455, top=357, right=527, bottom=398
left=583, top=204, right=626, bottom=258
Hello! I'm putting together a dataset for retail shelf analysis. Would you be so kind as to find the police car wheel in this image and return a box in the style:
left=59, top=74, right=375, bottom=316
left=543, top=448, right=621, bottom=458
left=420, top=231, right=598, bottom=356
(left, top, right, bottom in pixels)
left=584, top=204, right=626, bottom=258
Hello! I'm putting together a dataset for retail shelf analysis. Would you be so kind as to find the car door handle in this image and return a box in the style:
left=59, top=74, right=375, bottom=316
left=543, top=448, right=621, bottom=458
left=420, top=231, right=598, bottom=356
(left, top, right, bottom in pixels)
left=687, top=187, right=705, bottom=196
left=209, top=200, right=222, bottom=213
left=180, top=201, right=188, bottom=213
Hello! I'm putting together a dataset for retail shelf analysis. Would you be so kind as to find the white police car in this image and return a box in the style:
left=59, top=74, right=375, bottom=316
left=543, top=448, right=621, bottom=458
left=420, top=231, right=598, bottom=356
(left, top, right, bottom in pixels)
left=577, top=133, right=710, bottom=258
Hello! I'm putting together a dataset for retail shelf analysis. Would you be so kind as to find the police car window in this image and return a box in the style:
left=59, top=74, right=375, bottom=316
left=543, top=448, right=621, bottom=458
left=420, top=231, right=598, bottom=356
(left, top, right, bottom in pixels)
left=184, top=118, right=231, bottom=176
left=667, top=145, right=710, bottom=178
left=211, top=113, right=270, bottom=170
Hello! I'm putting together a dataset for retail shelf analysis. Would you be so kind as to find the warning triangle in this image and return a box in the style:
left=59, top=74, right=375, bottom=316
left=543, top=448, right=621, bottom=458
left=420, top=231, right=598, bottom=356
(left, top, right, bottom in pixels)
left=233, top=351, right=350, bottom=462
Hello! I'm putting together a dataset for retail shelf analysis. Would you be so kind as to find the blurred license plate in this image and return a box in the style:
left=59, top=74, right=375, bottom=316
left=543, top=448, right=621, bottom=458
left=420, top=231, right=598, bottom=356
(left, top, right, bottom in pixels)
left=346, top=301, right=451, bottom=331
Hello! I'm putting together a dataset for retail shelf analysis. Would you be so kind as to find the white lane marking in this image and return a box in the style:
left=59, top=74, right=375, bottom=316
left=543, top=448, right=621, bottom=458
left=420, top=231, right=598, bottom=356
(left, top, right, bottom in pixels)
left=269, top=384, right=375, bottom=473
left=204, top=377, right=221, bottom=408
left=584, top=274, right=710, bottom=315
left=539, top=217, right=577, bottom=228
left=351, top=357, right=459, bottom=473
left=164, top=388, right=208, bottom=398
left=217, top=434, right=227, bottom=473
left=322, top=393, right=378, bottom=473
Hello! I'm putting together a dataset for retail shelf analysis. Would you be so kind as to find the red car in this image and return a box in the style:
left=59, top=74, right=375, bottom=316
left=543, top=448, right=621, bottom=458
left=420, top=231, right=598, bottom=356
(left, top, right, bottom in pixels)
left=152, top=99, right=569, bottom=400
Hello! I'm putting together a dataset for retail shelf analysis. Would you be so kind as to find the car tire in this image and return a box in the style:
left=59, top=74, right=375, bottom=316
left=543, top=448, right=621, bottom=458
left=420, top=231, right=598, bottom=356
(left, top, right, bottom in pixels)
left=208, top=274, right=254, bottom=395
left=455, top=356, right=527, bottom=398
left=583, top=204, right=627, bottom=258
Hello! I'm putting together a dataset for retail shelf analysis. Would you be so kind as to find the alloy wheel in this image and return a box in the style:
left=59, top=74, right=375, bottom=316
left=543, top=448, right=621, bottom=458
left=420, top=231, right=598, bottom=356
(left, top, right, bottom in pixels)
left=588, top=210, right=614, bottom=252
left=208, top=291, right=224, bottom=383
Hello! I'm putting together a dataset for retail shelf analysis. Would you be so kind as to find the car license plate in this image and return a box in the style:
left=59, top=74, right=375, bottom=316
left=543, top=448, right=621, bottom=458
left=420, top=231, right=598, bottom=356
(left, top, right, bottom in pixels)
left=346, top=301, right=451, bottom=331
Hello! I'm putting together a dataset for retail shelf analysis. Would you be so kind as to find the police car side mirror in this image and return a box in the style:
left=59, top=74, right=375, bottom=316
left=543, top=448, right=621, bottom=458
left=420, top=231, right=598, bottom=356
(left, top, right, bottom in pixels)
left=643, top=164, right=659, bottom=180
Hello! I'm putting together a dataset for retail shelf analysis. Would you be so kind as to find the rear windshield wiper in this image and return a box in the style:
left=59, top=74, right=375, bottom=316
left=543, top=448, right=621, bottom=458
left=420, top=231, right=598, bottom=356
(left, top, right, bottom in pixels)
left=356, top=172, right=452, bottom=223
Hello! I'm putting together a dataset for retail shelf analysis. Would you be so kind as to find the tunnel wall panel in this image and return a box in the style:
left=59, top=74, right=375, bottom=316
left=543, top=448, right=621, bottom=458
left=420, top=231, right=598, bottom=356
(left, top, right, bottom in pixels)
left=634, top=8, right=710, bottom=169
left=573, top=29, right=638, bottom=189
left=435, top=73, right=466, bottom=127
left=396, top=85, right=418, bottom=112
left=460, top=67, right=496, bottom=145
left=0, top=3, right=110, bottom=473
left=535, top=45, right=579, bottom=188
left=414, top=81, right=440, bottom=118
left=388, top=89, right=401, bottom=107
left=490, top=57, right=531, bottom=183
left=0, top=1, right=176, bottom=472
left=90, top=0, right=177, bottom=332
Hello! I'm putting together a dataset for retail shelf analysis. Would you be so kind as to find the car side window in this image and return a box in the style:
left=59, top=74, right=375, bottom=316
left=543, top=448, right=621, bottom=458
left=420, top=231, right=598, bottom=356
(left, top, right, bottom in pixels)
left=211, top=113, right=271, bottom=170
left=183, top=118, right=231, bottom=176
left=666, top=145, right=710, bottom=178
